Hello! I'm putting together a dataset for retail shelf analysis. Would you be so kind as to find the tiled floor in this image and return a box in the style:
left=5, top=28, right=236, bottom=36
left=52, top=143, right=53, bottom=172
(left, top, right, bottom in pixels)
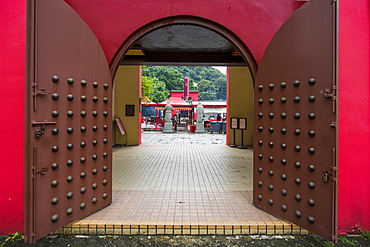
left=62, top=132, right=305, bottom=235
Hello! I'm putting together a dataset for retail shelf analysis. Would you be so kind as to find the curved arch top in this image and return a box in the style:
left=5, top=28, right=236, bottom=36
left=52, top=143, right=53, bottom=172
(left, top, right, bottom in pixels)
left=110, top=16, right=258, bottom=78
left=64, top=0, right=305, bottom=70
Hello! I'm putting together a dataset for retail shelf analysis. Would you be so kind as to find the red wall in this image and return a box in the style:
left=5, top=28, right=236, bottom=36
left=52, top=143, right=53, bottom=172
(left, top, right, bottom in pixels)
left=170, top=92, right=185, bottom=98
left=1, top=0, right=369, bottom=236
left=338, top=0, right=370, bottom=233
left=169, top=91, right=199, bottom=101
left=0, top=0, right=26, bottom=234
left=189, top=92, right=199, bottom=102
left=63, top=0, right=304, bottom=66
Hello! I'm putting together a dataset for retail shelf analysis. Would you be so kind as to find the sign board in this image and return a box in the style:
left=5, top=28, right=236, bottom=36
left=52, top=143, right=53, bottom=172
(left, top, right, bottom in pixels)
left=231, top=117, right=238, bottom=129
left=239, top=118, right=247, bottom=130
left=115, top=118, right=126, bottom=135
left=126, top=105, right=135, bottom=116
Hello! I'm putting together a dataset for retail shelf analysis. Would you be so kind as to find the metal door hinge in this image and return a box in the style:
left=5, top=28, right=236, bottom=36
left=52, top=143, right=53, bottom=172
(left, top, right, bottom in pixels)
left=31, top=120, right=57, bottom=138
left=35, top=167, right=48, bottom=175
left=324, top=86, right=337, bottom=100
left=32, top=82, right=50, bottom=111
left=330, top=122, right=337, bottom=128
left=35, top=88, right=50, bottom=95
left=323, top=148, right=337, bottom=183
left=31, top=120, right=57, bottom=126
left=32, top=82, right=50, bottom=96
left=324, top=86, right=337, bottom=113
left=31, top=167, right=36, bottom=180
left=323, top=167, right=337, bottom=183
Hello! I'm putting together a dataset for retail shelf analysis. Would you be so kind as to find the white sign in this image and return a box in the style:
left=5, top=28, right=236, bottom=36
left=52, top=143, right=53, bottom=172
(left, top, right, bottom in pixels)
left=239, top=118, right=247, bottom=130
left=231, top=118, right=238, bottom=129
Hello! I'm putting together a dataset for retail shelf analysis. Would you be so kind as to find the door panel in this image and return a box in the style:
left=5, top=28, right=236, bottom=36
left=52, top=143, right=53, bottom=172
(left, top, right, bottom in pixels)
left=26, top=0, right=112, bottom=242
left=254, top=0, right=337, bottom=242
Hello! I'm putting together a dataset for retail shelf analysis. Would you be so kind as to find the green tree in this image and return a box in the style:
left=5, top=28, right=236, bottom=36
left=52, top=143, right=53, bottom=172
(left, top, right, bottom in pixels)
left=198, top=79, right=215, bottom=93
left=198, top=79, right=217, bottom=101
left=151, top=78, right=170, bottom=103
left=143, top=66, right=184, bottom=91
left=214, top=76, right=226, bottom=100
left=176, top=66, right=226, bottom=99
left=141, top=76, right=154, bottom=101
left=142, top=66, right=227, bottom=101
left=199, top=92, right=217, bottom=100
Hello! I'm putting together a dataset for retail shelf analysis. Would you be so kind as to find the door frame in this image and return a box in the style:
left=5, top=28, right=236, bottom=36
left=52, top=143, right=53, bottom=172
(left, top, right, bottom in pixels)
left=109, top=16, right=257, bottom=149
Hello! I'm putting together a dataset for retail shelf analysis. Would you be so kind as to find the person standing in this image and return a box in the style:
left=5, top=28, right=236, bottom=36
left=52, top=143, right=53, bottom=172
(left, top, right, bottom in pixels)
left=172, top=114, right=178, bottom=132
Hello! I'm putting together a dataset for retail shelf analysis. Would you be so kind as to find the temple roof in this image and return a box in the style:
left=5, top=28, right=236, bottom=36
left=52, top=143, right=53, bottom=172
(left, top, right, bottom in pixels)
left=157, top=96, right=193, bottom=106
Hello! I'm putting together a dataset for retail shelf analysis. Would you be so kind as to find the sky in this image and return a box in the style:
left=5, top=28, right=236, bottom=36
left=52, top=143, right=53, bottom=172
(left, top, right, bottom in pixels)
left=212, top=66, right=227, bottom=75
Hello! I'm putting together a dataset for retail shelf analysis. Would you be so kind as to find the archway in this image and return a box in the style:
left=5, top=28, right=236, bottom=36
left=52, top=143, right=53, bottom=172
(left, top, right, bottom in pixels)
left=72, top=19, right=292, bottom=235
left=111, top=18, right=256, bottom=147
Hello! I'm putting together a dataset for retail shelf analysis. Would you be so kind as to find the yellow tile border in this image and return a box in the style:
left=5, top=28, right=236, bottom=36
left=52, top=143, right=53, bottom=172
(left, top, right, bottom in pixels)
left=63, top=219, right=305, bottom=236
left=97, top=224, right=106, bottom=228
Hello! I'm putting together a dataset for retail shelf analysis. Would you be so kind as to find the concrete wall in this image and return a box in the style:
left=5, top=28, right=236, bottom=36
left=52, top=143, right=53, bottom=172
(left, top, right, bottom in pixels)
left=114, top=66, right=141, bottom=146
left=227, top=67, right=253, bottom=147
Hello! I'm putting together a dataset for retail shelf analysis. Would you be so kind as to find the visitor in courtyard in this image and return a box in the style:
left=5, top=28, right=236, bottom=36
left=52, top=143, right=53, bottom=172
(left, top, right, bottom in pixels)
left=172, top=115, right=178, bottom=131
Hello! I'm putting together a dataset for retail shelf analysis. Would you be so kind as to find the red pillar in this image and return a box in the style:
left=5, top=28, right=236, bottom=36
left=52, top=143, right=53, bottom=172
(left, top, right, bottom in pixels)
left=0, top=0, right=26, bottom=234
left=338, top=0, right=370, bottom=233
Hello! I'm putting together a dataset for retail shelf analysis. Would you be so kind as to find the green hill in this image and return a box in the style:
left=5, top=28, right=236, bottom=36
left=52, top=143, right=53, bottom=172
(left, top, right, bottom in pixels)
left=142, top=66, right=226, bottom=103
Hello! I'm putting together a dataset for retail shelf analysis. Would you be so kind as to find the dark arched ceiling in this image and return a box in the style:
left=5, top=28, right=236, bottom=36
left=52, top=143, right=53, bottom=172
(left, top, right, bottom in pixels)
left=120, top=25, right=246, bottom=66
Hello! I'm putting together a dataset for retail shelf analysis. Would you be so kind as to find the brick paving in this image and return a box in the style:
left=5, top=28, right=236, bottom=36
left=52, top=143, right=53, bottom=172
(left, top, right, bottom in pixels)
left=63, top=131, right=304, bottom=235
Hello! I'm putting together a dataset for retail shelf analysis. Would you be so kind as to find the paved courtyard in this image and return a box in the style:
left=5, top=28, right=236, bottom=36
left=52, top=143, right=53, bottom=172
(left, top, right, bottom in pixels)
left=141, top=131, right=226, bottom=145
left=64, top=131, right=304, bottom=235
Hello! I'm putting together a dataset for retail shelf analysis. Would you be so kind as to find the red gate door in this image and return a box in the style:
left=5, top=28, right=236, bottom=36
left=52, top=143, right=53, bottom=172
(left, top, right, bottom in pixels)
left=253, top=0, right=337, bottom=242
left=25, top=0, right=112, bottom=242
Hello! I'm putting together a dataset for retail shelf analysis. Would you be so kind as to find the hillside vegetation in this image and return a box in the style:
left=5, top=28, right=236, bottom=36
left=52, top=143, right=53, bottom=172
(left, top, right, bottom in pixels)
left=142, top=66, right=226, bottom=103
